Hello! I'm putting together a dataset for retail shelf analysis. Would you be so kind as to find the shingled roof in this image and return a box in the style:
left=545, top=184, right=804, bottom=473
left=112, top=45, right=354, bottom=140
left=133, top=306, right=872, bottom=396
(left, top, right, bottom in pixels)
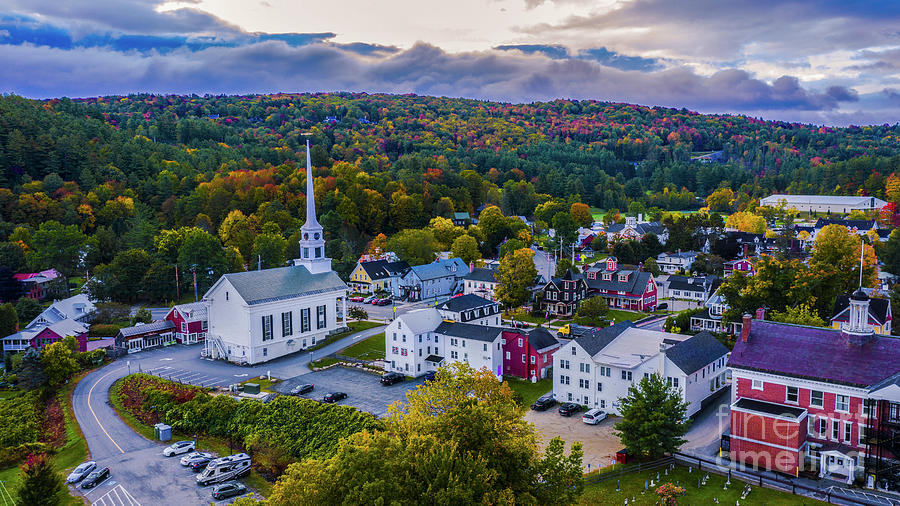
left=463, top=268, right=498, bottom=283
left=728, top=320, right=900, bottom=388
left=586, top=270, right=653, bottom=295
left=666, top=331, right=729, bottom=375
left=359, top=259, right=410, bottom=280
left=434, top=321, right=503, bottom=342
left=436, top=294, right=495, bottom=313
left=220, top=265, right=346, bottom=305
left=573, top=321, right=635, bottom=357
left=527, top=327, right=560, bottom=352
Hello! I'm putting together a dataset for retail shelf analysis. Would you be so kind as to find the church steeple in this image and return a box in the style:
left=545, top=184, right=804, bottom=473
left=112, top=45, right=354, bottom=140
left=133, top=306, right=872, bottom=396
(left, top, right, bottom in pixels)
left=842, top=241, right=873, bottom=344
left=292, top=140, right=331, bottom=274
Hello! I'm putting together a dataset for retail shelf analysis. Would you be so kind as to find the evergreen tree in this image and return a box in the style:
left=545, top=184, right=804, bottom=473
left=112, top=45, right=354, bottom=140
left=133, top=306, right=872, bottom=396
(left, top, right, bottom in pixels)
left=18, top=347, right=47, bottom=390
left=16, top=453, right=66, bottom=506
left=14, top=297, right=42, bottom=325
left=0, top=302, right=18, bottom=336
left=614, top=373, right=690, bottom=459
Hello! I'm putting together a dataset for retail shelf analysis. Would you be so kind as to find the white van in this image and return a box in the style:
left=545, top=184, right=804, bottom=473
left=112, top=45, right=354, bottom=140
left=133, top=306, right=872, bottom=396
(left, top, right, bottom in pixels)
left=196, top=453, right=251, bottom=486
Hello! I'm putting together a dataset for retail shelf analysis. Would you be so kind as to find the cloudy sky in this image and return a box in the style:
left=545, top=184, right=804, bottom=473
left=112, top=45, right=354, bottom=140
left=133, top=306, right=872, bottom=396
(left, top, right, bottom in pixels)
left=2, top=0, right=900, bottom=125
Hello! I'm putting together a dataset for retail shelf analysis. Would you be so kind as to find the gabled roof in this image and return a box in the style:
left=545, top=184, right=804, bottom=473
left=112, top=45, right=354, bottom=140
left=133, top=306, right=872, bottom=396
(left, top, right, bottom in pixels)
left=359, top=259, right=410, bottom=280
left=396, top=308, right=444, bottom=334
left=216, top=265, right=346, bottom=305
left=28, top=294, right=96, bottom=328
left=464, top=268, right=498, bottom=283
left=830, top=296, right=890, bottom=324
left=658, top=251, right=699, bottom=260
left=453, top=212, right=471, bottom=221
left=409, top=258, right=467, bottom=281
left=44, top=319, right=89, bottom=338
left=814, top=218, right=876, bottom=230
left=666, top=275, right=720, bottom=293
left=117, top=320, right=175, bottom=338
left=586, top=270, right=653, bottom=295
left=171, top=301, right=208, bottom=321
left=666, top=331, right=729, bottom=375
left=434, top=321, right=503, bottom=342
left=436, top=294, right=496, bottom=313
left=527, top=327, right=560, bottom=352
left=572, top=321, right=635, bottom=357
left=728, top=320, right=900, bottom=387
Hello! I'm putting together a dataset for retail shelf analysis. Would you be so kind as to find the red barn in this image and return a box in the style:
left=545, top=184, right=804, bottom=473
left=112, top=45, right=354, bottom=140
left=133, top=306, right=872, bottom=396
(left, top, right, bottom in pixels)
left=501, top=327, right=560, bottom=381
left=164, top=302, right=208, bottom=344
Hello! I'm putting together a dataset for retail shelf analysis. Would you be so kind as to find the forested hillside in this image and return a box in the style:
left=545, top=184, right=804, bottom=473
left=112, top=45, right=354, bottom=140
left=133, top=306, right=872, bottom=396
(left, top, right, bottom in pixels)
left=0, top=92, right=897, bottom=300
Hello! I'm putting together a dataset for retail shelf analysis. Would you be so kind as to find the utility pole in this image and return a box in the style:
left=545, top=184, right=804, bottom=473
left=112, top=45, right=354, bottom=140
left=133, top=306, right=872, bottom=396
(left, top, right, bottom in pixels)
left=192, top=265, right=198, bottom=302
left=175, top=264, right=180, bottom=301
left=258, top=254, right=262, bottom=271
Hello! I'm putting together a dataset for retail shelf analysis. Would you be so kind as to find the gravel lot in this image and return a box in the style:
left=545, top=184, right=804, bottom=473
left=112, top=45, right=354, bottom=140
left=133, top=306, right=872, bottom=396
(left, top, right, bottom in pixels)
left=525, top=408, right=622, bottom=472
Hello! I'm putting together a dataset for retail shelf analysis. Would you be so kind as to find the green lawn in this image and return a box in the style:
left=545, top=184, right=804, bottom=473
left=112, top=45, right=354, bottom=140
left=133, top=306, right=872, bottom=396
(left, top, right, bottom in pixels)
left=606, top=309, right=649, bottom=324
left=503, top=309, right=551, bottom=326
left=504, top=377, right=552, bottom=406
left=310, top=357, right=341, bottom=369
left=339, top=333, right=385, bottom=360
left=580, top=464, right=821, bottom=505
left=307, top=321, right=383, bottom=352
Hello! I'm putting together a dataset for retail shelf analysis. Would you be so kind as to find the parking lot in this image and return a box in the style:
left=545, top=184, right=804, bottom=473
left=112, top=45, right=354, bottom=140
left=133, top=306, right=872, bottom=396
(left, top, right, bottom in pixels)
left=275, top=367, right=424, bottom=417
left=525, top=407, right=622, bottom=472
left=70, top=444, right=259, bottom=506
left=143, top=364, right=236, bottom=389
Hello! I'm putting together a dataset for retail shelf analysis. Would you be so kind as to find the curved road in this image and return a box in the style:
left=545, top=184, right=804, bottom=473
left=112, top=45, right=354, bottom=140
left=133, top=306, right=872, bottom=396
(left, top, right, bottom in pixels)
left=70, top=324, right=385, bottom=505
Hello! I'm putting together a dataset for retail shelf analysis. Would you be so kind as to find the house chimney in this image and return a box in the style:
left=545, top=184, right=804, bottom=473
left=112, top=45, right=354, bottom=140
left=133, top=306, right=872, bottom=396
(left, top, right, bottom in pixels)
left=755, top=307, right=766, bottom=320
left=741, top=313, right=752, bottom=342
left=742, top=243, right=749, bottom=257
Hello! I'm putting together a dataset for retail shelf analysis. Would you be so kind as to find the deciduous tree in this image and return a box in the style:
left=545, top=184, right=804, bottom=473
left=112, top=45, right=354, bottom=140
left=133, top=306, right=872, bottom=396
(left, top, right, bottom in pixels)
left=41, top=341, right=78, bottom=387
left=614, top=373, right=690, bottom=459
left=450, top=234, right=480, bottom=265
left=496, top=248, right=537, bottom=309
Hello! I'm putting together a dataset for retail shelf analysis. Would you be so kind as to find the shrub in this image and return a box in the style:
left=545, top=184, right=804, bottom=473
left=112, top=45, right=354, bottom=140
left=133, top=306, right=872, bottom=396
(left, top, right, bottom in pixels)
left=88, top=323, right=121, bottom=337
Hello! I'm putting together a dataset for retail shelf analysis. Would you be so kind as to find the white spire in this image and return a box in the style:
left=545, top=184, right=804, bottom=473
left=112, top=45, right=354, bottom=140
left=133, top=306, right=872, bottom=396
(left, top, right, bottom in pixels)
left=304, top=140, right=321, bottom=229
left=292, top=139, right=331, bottom=274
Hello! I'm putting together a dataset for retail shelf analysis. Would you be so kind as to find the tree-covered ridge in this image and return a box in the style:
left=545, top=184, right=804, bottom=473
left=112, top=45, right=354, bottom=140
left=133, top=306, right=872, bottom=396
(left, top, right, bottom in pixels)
left=1, top=92, right=898, bottom=300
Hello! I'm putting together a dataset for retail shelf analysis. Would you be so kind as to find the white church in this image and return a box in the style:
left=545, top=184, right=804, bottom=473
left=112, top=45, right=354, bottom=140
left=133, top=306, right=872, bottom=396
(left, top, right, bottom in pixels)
left=202, top=141, right=349, bottom=365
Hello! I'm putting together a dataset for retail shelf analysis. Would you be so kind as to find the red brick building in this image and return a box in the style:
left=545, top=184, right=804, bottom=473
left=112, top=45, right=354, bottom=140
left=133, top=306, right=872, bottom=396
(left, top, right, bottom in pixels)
left=501, top=327, right=560, bottom=381
left=728, top=291, right=900, bottom=488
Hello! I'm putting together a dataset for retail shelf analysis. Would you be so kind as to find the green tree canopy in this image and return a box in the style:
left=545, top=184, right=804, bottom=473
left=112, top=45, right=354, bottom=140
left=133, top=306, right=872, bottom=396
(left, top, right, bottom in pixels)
left=613, top=373, right=690, bottom=459
left=16, top=453, right=66, bottom=506
left=450, top=234, right=481, bottom=265
left=496, top=248, right=538, bottom=309
left=387, top=228, right=437, bottom=266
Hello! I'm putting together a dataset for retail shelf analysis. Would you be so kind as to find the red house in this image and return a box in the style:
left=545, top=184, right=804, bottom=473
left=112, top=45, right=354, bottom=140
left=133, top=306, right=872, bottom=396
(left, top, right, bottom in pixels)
left=164, top=302, right=208, bottom=344
left=501, top=327, right=560, bottom=381
left=724, top=258, right=755, bottom=277
left=728, top=291, right=900, bottom=488
left=583, top=257, right=657, bottom=311
left=31, top=320, right=89, bottom=352
left=13, top=269, right=62, bottom=300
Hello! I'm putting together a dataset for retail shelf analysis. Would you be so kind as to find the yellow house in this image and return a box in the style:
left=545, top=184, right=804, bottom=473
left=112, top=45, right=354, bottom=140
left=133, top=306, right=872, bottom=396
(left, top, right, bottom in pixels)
left=349, top=259, right=409, bottom=296
left=829, top=294, right=892, bottom=335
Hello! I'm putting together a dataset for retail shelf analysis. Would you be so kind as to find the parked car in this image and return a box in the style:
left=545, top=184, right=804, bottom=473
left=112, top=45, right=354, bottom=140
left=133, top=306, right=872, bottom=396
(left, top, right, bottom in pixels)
left=290, top=383, right=314, bottom=395
left=163, top=440, right=196, bottom=457
left=381, top=372, right=404, bottom=385
left=349, top=296, right=365, bottom=302
left=66, top=461, right=96, bottom=484
left=558, top=402, right=581, bottom=417
left=374, top=298, right=392, bottom=306
left=189, top=456, right=214, bottom=472
left=212, top=481, right=248, bottom=500
left=180, top=451, right=213, bottom=466
left=80, top=467, right=110, bottom=489
left=363, top=295, right=377, bottom=304
left=423, top=370, right=436, bottom=382
left=582, top=408, right=608, bottom=425
left=322, top=392, right=347, bottom=403
left=531, top=395, right=557, bottom=411
left=509, top=320, right=530, bottom=329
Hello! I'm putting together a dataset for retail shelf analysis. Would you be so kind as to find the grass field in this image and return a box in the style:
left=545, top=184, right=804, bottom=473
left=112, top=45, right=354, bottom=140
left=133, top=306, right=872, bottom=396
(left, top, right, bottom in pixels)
left=606, top=309, right=649, bottom=324
left=307, top=321, right=383, bottom=352
left=504, top=376, right=552, bottom=406
left=108, top=377, right=274, bottom=497
left=240, top=377, right=281, bottom=393
left=310, top=357, right=341, bottom=369
left=580, top=464, right=821, bottom=505
left=503, top=309, right=551, bottom=325
left=339, top=333, right=386, bottom=360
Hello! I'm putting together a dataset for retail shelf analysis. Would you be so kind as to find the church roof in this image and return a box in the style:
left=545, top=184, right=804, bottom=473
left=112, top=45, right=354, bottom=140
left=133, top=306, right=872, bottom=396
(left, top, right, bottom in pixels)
left=221, top=265, right=346, bottom=305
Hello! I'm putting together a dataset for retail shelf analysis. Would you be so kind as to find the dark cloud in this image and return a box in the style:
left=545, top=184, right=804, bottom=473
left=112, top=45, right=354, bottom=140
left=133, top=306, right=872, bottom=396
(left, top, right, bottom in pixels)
left=0, top=40, right=861, bottom=116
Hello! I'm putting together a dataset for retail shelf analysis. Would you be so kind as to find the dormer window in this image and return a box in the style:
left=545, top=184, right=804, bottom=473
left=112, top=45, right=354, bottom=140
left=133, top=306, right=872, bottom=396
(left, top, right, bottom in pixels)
left=618, top=273, right=628, bottom=282
left=602, top=273, right=612, bottom=281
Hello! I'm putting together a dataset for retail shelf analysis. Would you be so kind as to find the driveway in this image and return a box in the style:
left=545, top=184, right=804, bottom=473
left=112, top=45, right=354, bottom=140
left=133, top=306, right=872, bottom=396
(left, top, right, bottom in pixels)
left=682, top=387, right=731, bottom=457
left=70, top=324, right=386, bottom=505
left=275, top=367, right=424, bottom=417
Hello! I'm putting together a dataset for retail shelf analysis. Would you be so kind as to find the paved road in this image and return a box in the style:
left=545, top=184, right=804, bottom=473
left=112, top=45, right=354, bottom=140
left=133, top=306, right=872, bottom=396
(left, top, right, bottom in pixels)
left=276, top=367, right=425, bottom=417
left=682, top=387, right=731, bottom=457
left=69, top=324, right=385, bottom=505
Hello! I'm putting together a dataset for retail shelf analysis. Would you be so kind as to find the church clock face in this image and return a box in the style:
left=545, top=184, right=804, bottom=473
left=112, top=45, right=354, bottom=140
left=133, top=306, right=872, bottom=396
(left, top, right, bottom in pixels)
left=314, top=233, right=320, bottom=240
left=304, top=233, right=309, bottom=240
